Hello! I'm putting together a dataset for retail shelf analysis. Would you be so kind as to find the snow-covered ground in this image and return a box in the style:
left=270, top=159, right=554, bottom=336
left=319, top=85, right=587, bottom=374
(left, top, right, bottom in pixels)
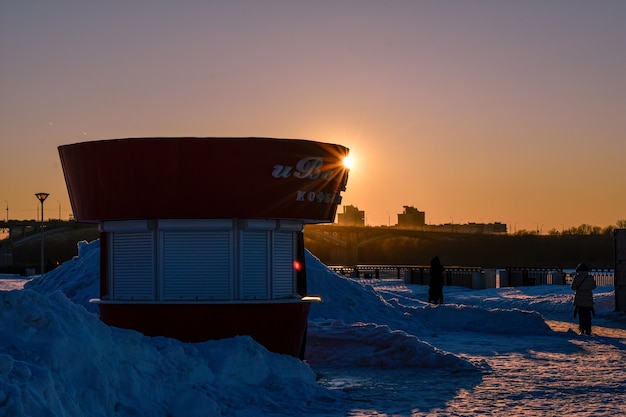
left=1, top=239, right=625, bottom=416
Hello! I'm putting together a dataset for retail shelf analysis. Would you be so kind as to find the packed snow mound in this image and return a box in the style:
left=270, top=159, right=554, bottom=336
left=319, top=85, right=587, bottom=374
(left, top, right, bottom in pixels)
left=25, top=240, right=100, bottom=314
left=431, top=285, right=619, bottom=322
left=306, top=321, right=474, bottom=369
left=306, top=251, right=406, bottom=325
left=306, top=251, right=552, bottom=336
left=0, top=289, right=329, bottom=417
left=385, top=296, right=553, bottom=335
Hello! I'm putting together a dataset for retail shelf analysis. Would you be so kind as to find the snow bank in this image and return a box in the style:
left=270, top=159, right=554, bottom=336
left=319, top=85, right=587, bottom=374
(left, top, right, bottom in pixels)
left=0, top=288, right=328, bottom=417
left=8, top=239, right=590, bottom=415
left=306, top=321, right=473, bottom=369
left=4, top=240, right=337, bottom=416
left=24, top=240, right=100, bottom=314
left=306, top=251, right=416, bottom=327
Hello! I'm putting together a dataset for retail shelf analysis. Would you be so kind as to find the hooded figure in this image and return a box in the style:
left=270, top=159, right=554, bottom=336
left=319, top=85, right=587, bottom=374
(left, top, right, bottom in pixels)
left=428, top=256, right=445, bottom=304
left=571, top=262, right=596, bottom=335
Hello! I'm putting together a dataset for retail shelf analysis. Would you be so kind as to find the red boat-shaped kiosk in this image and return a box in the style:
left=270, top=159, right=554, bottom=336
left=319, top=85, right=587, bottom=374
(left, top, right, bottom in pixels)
left=58, top=137, right=350, bottom=358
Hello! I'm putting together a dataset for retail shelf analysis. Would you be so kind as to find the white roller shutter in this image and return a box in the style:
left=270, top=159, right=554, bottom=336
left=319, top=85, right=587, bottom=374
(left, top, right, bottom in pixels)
left=105, top=219, right=300, bottom=303
left=161, top=231, right=232, bottom=300
left=111, top=232, right=155, bottom=300
left=241, top=230, right=268, bottom=299
left=273, top=232, right=295, bottom=298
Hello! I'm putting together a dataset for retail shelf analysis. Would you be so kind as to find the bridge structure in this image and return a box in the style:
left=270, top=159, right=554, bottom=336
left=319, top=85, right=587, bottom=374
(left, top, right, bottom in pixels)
left=303, top=224, right=473, bottom=266
left=0, top=220, right=86, bottom=240
left=0, top=220, right=97, bottom=268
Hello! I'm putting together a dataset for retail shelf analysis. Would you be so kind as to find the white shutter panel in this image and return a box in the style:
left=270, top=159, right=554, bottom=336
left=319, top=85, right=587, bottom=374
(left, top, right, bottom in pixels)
left=111, top=232, right=154, bottom=300
left=241, top=230, right=268, bottom=299
left=273, top=232, right=295, bottom=298
left=162, top=231, right=232, bottom=300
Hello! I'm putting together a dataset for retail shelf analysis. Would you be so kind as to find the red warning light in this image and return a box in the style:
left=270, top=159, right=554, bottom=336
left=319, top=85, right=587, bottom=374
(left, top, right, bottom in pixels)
left=293, top=260, right=302, bottom=271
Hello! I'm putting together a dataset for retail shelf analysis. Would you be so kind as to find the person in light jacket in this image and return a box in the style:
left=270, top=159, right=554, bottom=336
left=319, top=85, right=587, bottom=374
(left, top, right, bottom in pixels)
left=571, top=262, right=596, bottom=335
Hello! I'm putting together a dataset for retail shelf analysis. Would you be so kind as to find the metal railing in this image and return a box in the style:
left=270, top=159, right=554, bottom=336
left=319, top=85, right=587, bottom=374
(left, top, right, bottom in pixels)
left=328, top=265, right=615, bottom=289
left=328, top=265, right=483, bottom=288
left=503, top=268, right=565, bottom=286
left=563, top=269, right=615, bottom=287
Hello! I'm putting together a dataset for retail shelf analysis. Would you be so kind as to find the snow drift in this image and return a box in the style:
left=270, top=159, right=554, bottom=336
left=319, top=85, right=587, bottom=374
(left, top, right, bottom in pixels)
left=2, top=238, right=579, bottom=416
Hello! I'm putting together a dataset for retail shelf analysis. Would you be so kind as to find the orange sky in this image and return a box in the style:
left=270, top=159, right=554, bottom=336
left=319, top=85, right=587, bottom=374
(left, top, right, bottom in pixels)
left=1, top=1, right=624, bottom=233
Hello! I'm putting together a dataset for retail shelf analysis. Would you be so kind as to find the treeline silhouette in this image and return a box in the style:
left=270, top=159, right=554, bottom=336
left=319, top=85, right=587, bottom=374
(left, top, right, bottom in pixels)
left=517, top=220, right=626, bottom=236
left=305, top=226, right=621, bottom=269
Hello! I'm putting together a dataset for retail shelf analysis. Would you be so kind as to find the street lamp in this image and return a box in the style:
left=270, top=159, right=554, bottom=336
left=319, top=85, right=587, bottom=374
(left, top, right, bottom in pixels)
left=35, top=192, right=49, bottom=274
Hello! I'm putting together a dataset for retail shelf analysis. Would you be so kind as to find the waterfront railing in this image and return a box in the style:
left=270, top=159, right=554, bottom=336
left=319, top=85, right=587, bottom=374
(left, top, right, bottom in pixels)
left=328, top=265, right=615, bottom=289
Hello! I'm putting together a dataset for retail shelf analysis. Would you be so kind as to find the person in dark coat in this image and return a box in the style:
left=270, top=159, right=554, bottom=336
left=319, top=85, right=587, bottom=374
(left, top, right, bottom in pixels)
left=571, top=262, right=596, bottom=335
left=428, top=256, right=445, bottom=304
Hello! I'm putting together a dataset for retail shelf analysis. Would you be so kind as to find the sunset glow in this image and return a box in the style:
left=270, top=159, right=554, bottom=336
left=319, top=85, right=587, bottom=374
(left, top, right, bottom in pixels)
left=0, top=1, right=624, bottom=232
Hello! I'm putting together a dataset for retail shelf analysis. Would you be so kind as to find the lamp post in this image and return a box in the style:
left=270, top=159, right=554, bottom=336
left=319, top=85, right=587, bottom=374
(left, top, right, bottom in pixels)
left=35, top=192, right=49, bottom=274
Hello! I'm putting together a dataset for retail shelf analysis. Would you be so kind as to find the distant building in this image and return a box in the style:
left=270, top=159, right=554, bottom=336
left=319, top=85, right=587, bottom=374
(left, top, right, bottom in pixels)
left=453, top=222, right=507, bottom=234
left=427, top=221, right=507, bottom=234
left=337, top=205, right=365, bottom=226
left=483, top=222, right=507, bottom=234
left=397, top=206, right=425, bottom=229
left=394, top=205, right=506, bottom=234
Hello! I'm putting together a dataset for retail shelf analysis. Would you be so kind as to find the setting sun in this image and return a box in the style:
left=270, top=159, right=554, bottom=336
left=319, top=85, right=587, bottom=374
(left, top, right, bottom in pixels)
left=343, top=155, right=354, bottom=170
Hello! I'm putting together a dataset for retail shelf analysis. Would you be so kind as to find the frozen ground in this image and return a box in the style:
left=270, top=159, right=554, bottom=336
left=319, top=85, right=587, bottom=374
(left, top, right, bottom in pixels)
left=1, top=239, right=625, bottom=416
left=313, top=280, right=626, bottom=416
